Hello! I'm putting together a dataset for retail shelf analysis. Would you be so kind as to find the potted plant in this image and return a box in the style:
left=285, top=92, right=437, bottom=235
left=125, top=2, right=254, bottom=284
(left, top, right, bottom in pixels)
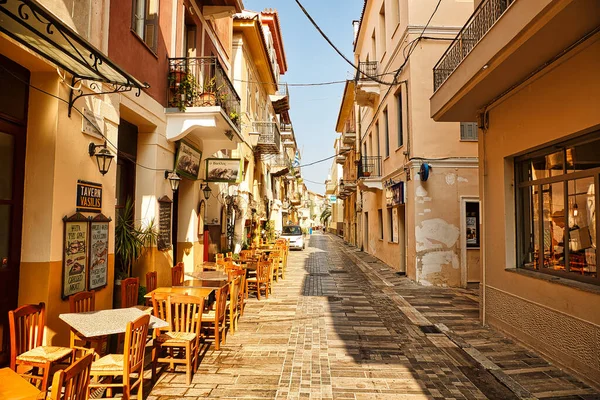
left=114, top=198, right=158, bottom=285
left=173, top=72, right=198, bottom=112
left=198, top=76, right=218, bottom=106
left=228, top=110, right=239, bottom=125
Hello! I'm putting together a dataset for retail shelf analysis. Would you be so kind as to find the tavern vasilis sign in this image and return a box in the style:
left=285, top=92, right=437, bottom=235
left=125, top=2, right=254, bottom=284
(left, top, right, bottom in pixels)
left=77, top=180, right=102, bottom=213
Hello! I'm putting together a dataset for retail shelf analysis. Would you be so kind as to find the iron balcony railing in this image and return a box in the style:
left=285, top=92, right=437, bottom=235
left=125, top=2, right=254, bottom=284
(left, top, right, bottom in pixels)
left=253, top=121, right=281, bottom=154
left=264, top=153, right=290, bottom=168
left=168, top=57, right=241, bottom=130
left=358, top=156, right=381, bottom=178
left=280, top=122, right=293, bottom=132
left=433, top=0, right=516, bottom=91
left=356, top=61, right=378, bottom=81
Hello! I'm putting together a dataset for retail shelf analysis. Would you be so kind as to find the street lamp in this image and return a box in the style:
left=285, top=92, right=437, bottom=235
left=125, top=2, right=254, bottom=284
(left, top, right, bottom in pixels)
left=339, top=179, right=345, bottom=191
left=88, top=141, right=114, bottom=176
left=201, top=183, right=212, bottom=200
left=164, top=170, right=181, bottom=192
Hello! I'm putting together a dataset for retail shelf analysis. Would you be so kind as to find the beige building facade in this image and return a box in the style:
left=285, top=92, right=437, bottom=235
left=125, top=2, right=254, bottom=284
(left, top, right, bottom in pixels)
left=431, top=0, right=600, bottom=386
left=351, top=0, right=480, bottom=287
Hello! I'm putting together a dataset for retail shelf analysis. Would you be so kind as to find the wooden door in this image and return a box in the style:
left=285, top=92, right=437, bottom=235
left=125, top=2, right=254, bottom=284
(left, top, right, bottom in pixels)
left=0, top=55, right=28, bottom=365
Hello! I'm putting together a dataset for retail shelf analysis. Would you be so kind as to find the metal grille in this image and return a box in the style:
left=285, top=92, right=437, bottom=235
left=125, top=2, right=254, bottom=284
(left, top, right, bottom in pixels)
left=168, top=57, right=241, bottom=130
left=433, top=0, right=516, bottom=91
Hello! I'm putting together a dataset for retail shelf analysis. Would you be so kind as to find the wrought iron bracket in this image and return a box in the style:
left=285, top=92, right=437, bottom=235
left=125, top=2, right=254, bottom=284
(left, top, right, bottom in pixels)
left=68, top=76, right=141, bottom=117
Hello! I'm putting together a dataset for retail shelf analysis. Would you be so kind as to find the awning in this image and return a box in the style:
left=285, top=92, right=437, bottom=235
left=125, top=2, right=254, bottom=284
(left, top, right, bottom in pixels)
left=0, top=0, right=148, bottom=113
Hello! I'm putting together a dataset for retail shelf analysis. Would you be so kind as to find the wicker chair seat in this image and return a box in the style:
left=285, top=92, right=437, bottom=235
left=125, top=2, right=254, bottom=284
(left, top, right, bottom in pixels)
left=202, top=310, right=217, bottom=319
left=90, top=354, right=124, bottom=373
left=17, top=346, right=72, bottom=363
left=155, top=332, right=197, bottom=346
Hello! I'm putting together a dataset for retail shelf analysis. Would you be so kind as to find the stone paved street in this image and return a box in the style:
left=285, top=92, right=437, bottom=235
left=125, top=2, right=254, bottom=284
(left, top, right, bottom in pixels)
left=149, top=233, right=600, bottom=400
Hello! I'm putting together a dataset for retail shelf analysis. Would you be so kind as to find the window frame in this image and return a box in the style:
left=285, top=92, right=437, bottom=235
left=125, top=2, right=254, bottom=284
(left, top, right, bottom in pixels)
left=131, top=0, right=159, bottom=54
left=396, top=90, right=403, bottom=148
left=383, top=108, right=389, bottom=157
left=378, top=208, right=384, bottom=240
left=515, top=132, right=600, bottom=286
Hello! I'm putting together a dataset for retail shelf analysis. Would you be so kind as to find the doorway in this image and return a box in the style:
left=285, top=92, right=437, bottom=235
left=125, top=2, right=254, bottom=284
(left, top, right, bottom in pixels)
left=0, top=54, right=28, bottom=364
left=460, top=197, right=481, bottom=287
left=363, top=212, right=369, bottom=252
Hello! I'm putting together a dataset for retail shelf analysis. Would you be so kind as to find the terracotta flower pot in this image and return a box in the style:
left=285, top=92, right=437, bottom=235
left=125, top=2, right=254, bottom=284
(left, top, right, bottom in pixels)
left=199, top=92, right=216, bottom=106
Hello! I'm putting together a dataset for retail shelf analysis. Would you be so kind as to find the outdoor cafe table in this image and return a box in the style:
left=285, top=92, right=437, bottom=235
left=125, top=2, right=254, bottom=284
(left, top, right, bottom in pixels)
left=0, top=367, right=42, bottom=400
left=186, top=270, right=228, bottom=281
left=144, top=286, right=215, bottom=299
left=59, top=307, right=168, bottom=338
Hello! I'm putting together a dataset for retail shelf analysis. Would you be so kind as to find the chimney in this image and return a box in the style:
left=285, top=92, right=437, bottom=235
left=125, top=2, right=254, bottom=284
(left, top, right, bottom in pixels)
left=352, top=20, right=360, bottom=46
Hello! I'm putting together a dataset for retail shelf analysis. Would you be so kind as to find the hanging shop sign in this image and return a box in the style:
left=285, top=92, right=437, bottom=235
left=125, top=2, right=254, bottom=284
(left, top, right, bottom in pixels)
left=89, top=213, right=111, bottom=290
left=175, top=140, right=202, bottom=180
left=157, top=196, right=172, bottom=251
left=386, top=182, right=405, bottom=206
left=76, top=180, right=102, bottom=213
left=62, top=213, right=89, bottom=299
left=206, top=158, right=242, bottom=183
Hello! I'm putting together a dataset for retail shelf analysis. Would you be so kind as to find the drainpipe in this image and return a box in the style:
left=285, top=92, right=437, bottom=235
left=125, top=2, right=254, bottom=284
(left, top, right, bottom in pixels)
left=479, top=110, right=488, bottom=326
left=357, top=106, right=364, bottom=251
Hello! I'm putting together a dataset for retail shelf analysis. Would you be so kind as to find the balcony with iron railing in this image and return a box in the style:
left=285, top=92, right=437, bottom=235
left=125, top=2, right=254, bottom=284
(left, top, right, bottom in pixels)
left=167, top=57, right=241, bottom=130
left=355, top=61, right=380, bottom=107
left=280, top=122, right=293, bottom=139
left=358, top=156, right=381, bottom=178
left=433, top=0, right=515, bottom=92
left=253, top=121, right=281, bottom=155
left=271, top=83, right=290, bottom=114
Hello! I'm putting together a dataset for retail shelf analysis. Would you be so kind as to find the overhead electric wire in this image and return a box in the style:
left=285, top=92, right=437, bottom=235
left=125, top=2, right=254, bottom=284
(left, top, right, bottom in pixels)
left=293, top=0, right=397, bottom=86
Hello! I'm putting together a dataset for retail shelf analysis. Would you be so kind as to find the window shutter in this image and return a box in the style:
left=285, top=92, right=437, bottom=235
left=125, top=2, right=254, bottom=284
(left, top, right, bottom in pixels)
left=460, top=122, right=478, bottom=141
left=144, top=0, right=159, bottom=51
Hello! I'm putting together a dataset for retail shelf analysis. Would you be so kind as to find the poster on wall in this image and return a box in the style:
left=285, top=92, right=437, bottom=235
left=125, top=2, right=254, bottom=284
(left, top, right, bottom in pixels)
left=175, top=141, right=202, bottom=180
left=466, top=201, right=480, bottom=247
left=62, top=213, right=89, bottom=299
left=157, top=196, right=173, bottom=251
left=392, top=207, right=399, bottom=243
left=198, top=200, right=206, bottom=238
left=89, top=213, right=111, bottom=290
left=206, top=158, right=242, bottom=183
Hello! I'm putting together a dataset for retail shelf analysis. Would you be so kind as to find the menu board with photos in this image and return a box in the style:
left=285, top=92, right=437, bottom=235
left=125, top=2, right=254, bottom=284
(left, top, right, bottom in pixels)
left=62, top=213, right=89, bottom=299
left=157, top=196, right=173, bottom=251
left=89, top=214, right=111, bottom=290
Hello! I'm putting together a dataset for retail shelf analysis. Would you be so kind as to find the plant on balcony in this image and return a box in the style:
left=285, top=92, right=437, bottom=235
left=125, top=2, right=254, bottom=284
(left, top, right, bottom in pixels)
left=228, top=110, right=239, bottom=125
left=170, top=72, right=198, bottom=112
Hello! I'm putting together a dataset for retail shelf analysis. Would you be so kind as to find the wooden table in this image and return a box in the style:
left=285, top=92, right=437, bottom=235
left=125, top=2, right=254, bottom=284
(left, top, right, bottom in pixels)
left=182, top=279, right=228, bottom=289
left=186, top=270, right=228, bottom=281
left=0, top=367, right=42, bottom=400
left=145, top=286, right=215, bottom=299
left=59, top=307, right=168, bottom=338
left=196, top=262, right=219, bottom=270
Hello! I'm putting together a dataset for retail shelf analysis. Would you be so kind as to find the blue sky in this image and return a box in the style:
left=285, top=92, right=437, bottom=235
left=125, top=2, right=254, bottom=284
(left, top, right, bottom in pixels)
left=244, top=0, right=364, bottom=194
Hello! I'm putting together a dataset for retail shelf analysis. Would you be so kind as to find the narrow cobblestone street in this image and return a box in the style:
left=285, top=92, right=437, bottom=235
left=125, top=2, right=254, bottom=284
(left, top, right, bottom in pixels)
left=149, top=233, right=600, bottom=400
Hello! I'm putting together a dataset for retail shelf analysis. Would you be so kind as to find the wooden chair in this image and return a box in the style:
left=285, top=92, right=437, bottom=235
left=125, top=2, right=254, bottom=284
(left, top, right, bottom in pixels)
left=152, top=295, right=204, bottom=385
left=201, top=285, right=229, bottom=350
left=268, top=251, right=283, bottom=283
left=88, top=314, right=150, bottom=400
left=240, top=250, right=253, bottom=261
left=121, top=277, right=139, bottom=308
left=215, top=253, right=224, bottom=263
left=8, top=302, right=74, bottom=392
left=48, top=352, right=93, bottom=400
left=171, top=263, right=184, bottom=286
left=246, top=261, right=271, bottom=300
left=237, top=270, right=247, bottom=317
left=145, top=271, right=157, bottom=305
left=69, top=291, right=108, bottom=357
left=226, top=275, right=242, bottom=334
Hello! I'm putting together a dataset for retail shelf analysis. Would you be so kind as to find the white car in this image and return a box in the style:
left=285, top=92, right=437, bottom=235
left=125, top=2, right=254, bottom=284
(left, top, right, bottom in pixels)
left=280, top=225, right=305, bottom=250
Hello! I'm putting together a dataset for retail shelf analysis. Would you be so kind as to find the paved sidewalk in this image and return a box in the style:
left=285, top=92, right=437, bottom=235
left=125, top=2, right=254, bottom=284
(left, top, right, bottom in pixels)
left=148, top=233, right=600, bottom=400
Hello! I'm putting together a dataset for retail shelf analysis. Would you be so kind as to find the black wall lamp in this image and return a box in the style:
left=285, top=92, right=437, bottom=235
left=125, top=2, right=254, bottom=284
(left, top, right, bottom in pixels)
left=88, top=141, right=114, bottom=176
left=165, top=170, right=181, bottom=192
left=201, top=183, right=212, bottom=200
left=339, top=179, right=345, bottom=190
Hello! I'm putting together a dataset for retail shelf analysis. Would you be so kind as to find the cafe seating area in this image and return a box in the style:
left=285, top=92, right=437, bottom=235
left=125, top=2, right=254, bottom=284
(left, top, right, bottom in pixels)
left=1, top=239, right=290, bottom=399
